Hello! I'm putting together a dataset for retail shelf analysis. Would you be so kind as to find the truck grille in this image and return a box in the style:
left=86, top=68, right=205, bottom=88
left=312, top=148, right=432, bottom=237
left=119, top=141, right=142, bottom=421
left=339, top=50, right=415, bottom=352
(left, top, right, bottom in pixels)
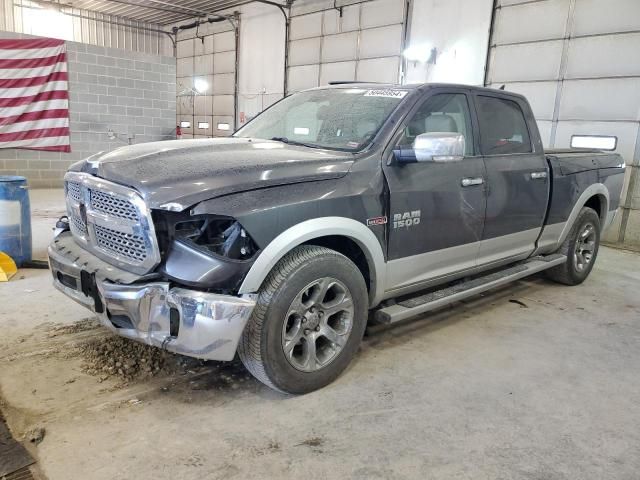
left=94, top=224, right=147, bottom=262
left=64, top=173, right=160, bottom=275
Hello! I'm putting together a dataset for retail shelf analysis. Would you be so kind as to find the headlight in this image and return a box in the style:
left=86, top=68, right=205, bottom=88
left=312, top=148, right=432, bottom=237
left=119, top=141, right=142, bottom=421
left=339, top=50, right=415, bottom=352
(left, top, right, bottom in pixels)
left=174, top=216, right=257, bottom=259
left=153, top=212, right=259, bottom=261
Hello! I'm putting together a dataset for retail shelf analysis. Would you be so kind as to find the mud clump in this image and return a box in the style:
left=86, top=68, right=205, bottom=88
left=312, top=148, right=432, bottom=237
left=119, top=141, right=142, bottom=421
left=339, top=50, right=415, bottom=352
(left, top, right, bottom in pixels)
left=25, top=426, right=46, bottom=444
left=77, top=335, right=199, bottom=383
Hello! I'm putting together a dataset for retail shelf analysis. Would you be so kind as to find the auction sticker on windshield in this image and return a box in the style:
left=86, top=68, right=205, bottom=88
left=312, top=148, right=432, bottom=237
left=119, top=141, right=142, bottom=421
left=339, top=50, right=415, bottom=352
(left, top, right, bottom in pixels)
left=364, top=89, right=408, bottom=98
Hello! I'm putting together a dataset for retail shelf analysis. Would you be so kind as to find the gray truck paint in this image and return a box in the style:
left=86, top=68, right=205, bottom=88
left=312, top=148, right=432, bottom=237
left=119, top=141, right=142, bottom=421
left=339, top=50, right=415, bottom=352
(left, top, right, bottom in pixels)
left=58, top=83, right=625, bottom=311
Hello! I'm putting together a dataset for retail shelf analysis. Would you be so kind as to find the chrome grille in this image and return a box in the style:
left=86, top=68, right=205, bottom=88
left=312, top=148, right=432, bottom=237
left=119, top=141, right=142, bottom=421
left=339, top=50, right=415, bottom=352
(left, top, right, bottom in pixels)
left=67, top=181, right=83, bottom=203
left=70, top=212, right=87, bottom=235
left=94, top=225, right=147, bottom=262
left=63, top=172, right=160, bottom=275
left=91, top=190, right=138, bottom=220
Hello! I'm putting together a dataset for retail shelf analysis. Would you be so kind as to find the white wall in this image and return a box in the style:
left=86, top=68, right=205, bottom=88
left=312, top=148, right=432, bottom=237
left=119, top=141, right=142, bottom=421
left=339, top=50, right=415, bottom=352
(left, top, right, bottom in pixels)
left=0, top=0, right=170, bottom=55
left=404, top=0, right=493, bottom=85
left=237, top=2, right=286, bottom=124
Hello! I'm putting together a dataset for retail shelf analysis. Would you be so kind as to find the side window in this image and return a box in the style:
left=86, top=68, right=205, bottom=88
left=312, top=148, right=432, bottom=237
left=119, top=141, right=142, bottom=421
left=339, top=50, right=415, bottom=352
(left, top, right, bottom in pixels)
left=476, top=96, right=532, bottom=155
left=397, top=93, right=474, bottom=156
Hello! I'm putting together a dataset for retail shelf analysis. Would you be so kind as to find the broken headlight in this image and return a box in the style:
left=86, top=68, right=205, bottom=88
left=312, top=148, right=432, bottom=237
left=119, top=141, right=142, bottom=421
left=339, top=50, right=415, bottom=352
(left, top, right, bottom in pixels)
left=154, top=212, right=258, bottom=261
left=175, top=216, right=257, bottom=259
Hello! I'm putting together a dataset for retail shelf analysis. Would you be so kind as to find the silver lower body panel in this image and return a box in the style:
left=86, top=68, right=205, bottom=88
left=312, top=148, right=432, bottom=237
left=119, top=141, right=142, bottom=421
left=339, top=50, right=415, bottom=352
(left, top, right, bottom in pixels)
left=48, top=233, right=255, bottom=361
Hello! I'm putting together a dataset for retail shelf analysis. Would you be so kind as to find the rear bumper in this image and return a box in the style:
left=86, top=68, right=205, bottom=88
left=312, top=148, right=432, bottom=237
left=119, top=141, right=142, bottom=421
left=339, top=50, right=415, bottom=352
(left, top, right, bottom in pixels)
left=48, top=232, right=255, bottom=361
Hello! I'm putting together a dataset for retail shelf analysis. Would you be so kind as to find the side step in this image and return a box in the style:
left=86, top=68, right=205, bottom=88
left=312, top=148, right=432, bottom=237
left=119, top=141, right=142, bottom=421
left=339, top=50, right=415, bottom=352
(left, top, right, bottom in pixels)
left=374, top=254, right=566, bottom=324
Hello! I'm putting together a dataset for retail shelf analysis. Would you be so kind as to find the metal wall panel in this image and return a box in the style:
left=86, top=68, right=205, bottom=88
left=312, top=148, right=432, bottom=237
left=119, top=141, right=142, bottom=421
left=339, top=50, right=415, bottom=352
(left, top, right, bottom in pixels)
left=175, top=20, right=238, bottom=138
left=289, top=37, right=321, bottom=65
left=572, top=0, right=640, bottom=36
left=322, top=32, right=359, bottom=62
left=357, top=56, right=400, bottom=83
left=565, top=34, right=640, bottom=79
left=286, top=0, right=406, bottom=93
left=289, top=12, right=323, bottom=40
left=360, top=0, right=404, bottom=28
left=559, top=79, right=640, bottom=122
left=319, top=61, right=357, bottom=85
left=487, top=41, right=563, bottom=83
left=359, top=24, right=403, bottom=59
left=323, top=5, right=360, bottom=34
left=486, top=0, right=640, bottom=246
left=493, top=0, right=569, bottom=44
left=288, top=64, right=320, bottom=91
left=2, top=0, right=164, bottom=54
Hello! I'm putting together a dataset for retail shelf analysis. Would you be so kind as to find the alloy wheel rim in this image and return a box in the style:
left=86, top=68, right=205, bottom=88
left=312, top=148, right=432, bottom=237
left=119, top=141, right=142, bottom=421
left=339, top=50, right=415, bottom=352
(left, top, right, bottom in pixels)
left=574, top=222, right=596, bottom=273
left=281, top=277, right=354, bottom=373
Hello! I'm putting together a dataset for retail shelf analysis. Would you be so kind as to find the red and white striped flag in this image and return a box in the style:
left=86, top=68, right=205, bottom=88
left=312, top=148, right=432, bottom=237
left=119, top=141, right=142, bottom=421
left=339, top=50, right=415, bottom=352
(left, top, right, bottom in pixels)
left=0, top=38, right=71, bottom=152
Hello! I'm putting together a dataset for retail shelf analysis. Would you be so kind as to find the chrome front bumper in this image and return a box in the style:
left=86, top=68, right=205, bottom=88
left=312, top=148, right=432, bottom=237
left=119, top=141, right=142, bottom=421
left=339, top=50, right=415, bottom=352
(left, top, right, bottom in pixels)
left=48, top=232, right=256, bottom=361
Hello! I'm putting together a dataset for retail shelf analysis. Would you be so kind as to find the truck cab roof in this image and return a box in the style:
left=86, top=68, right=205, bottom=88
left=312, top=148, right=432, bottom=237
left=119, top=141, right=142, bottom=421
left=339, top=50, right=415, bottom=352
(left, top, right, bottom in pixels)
left=313, top=81, right=527, bottom=100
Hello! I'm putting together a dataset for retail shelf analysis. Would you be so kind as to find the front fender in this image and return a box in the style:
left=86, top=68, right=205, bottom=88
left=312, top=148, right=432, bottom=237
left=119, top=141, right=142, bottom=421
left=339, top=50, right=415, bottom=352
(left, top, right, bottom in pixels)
left=237, top=217, right=386, bottom=307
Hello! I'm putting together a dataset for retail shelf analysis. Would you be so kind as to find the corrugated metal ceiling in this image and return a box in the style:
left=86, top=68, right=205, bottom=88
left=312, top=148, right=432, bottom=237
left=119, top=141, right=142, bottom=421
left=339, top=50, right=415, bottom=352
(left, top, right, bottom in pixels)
left=55, top=0, right=251, bottom=25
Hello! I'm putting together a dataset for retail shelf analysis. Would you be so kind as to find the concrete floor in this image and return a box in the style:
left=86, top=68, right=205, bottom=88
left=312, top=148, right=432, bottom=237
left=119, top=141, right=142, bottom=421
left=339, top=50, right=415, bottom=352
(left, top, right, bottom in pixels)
left=1, top=189, right=639, bottom=479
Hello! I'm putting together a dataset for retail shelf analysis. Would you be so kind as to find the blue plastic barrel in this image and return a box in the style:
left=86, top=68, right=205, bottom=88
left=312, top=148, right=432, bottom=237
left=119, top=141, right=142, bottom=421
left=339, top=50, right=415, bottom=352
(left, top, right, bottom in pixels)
left=0, top=176, right=32, bottom=267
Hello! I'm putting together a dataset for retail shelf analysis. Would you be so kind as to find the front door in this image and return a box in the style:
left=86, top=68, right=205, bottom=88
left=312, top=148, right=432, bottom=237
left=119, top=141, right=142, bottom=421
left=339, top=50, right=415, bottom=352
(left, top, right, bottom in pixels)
left=473, top=93, right=550, bottom=265
left=383, top=90, right=487, bottom=295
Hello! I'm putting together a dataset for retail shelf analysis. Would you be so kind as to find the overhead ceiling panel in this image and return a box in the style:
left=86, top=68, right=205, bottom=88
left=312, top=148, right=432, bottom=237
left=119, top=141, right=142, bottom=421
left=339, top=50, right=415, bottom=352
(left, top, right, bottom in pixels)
left=55, top=0, right=251, bottom=25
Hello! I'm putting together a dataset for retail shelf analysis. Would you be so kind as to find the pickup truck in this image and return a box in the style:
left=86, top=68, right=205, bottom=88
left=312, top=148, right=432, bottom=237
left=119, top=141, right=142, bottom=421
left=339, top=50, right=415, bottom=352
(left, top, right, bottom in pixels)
left=49, top=83, right=625, bottom=393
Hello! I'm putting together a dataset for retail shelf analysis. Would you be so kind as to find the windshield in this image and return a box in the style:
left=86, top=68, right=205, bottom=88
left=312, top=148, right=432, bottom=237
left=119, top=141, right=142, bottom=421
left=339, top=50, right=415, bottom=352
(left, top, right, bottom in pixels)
left=234, top=87, right=409, bottom=151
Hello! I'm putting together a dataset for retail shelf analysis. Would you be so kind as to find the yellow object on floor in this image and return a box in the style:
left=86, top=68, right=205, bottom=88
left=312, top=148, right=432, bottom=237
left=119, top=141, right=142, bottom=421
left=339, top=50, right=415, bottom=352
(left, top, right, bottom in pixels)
left=0, top=252, right=17, bottom=282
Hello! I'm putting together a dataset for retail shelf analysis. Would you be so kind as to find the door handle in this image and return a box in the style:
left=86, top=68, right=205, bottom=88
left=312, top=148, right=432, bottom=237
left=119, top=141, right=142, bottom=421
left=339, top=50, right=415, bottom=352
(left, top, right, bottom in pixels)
left=461, top=177, right=484, bottom=187
left=530, top=171, right=548, bottom=180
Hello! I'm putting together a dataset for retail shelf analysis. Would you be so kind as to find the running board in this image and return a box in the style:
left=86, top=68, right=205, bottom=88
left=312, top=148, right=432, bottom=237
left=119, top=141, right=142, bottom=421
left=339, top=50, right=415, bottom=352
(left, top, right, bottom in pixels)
left=374, top=254, right=566, bottom=325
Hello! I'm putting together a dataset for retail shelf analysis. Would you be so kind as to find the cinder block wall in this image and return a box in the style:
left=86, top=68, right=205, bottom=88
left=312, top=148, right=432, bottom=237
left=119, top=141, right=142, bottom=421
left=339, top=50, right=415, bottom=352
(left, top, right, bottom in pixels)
left=0, top=32, right=176, bottom=188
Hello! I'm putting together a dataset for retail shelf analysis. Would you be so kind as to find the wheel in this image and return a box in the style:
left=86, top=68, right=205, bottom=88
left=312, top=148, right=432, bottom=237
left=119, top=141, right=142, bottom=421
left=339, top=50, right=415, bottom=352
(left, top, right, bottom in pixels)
left=545, top=206, right=600, bottom=286
left=238, top=245, right=368, bottom=394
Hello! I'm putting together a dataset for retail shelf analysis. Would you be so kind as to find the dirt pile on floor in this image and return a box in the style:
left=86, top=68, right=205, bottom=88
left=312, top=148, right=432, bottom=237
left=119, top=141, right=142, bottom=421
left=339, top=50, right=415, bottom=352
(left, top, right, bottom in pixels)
left=45, top=318, right=100, bottom=336
left=77, top=335, right=200, bottom=383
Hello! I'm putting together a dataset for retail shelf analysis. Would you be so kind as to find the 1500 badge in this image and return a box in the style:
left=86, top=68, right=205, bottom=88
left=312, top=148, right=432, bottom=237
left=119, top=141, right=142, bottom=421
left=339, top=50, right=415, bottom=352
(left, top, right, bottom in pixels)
left=393, top=210, right=421, bottom=229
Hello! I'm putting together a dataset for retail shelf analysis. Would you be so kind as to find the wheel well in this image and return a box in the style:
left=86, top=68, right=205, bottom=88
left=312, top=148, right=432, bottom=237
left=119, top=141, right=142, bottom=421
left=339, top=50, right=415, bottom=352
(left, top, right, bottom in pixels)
left=584, top=194, right=606, bottom=223
left=303, top=235, right=371, bottom=293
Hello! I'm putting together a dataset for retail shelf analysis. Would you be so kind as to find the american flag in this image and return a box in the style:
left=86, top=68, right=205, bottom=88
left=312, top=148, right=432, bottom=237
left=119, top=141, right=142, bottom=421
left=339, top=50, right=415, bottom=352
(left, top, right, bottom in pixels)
left=0, top=38, right=71, bottom=152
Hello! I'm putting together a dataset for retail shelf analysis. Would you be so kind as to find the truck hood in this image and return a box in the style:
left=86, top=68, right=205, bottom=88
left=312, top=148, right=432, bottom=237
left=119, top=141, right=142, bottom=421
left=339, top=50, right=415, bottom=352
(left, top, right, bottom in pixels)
left=73, top=138, right=354, bottom=210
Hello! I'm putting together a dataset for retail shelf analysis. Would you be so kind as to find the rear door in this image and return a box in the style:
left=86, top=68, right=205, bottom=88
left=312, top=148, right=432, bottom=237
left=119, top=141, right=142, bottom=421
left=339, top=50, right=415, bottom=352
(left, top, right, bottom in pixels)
left=382, top=88, right=487, bottom=294
left=473, top=93, right=549, bottom=266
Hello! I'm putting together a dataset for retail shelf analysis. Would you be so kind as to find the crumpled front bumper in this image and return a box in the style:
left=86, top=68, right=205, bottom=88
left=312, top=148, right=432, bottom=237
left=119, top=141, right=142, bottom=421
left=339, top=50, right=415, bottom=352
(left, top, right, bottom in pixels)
left=48, top=232, right=256, bottom=361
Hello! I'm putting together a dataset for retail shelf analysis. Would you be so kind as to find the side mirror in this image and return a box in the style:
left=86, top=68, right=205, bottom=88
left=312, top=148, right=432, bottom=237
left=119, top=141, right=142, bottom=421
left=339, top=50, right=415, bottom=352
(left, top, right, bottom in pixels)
left=393, top=132, right=465, bottom=164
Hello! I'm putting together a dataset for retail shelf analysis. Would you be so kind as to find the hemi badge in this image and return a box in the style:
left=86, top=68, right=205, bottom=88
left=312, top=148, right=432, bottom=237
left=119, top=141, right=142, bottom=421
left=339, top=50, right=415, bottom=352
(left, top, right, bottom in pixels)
left=367, top=216, right=388, bottom=227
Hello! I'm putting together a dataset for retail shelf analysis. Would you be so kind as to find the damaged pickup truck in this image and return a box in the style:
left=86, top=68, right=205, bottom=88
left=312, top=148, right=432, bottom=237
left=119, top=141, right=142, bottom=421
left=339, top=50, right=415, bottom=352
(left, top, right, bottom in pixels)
left=49, top=83, right=625, bottom=393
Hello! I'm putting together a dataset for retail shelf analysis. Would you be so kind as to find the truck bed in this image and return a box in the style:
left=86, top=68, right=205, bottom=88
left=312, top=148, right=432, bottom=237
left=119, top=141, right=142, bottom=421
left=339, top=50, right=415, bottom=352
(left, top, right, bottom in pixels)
left=546, top=148, right=624, bottom=175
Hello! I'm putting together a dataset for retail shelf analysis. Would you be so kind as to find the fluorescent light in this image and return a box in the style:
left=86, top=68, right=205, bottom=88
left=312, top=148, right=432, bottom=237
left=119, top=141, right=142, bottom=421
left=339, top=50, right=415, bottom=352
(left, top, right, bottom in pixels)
left=180, top=121, right=191, bottom=128
left=194, top=78, right=209, bottom=93
left=197, top=122, right=210, bottom=129
left=571, top=135, right=617, bottom=151
left=217, top=123, right=230, bottom=131
left=403, top=44, right=433, bottom=63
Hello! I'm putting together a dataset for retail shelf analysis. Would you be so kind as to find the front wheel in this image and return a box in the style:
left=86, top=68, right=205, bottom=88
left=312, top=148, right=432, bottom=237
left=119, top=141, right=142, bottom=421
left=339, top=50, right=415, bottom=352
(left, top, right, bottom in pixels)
left=238, top=245, right=368, bottom=394
left=546, top=206, right=600, bottom=285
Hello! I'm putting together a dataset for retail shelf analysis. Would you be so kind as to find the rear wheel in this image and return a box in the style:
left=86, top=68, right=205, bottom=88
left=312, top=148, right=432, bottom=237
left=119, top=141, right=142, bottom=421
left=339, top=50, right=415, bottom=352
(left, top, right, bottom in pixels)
left=238, top=245, right=368, bottom=394
left=546, top=207, right=600, bottom=285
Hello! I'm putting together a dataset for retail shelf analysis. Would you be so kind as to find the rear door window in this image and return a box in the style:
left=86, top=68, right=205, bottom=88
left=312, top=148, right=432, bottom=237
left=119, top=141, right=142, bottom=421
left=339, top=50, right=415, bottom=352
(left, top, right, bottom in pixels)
left=476, top=96, right=532, bottom=155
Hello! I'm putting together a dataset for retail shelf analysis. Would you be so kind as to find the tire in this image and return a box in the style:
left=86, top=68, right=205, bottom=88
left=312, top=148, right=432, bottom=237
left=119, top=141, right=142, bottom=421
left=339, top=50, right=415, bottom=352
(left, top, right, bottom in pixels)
left=545, top=206, right=600, bottom=286
left=238, top=245, right=368, bottom=394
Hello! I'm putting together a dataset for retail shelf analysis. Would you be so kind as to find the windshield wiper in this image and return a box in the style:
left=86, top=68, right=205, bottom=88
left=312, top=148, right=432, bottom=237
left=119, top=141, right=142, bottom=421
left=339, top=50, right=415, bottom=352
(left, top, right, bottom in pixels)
left=270, top=136, right=321, bottom=149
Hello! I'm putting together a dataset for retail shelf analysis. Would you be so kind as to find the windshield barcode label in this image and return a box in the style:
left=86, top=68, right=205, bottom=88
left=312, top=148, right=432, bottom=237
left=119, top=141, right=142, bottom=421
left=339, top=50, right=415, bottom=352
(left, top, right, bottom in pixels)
left=364, top=89, right=408, bottom=98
